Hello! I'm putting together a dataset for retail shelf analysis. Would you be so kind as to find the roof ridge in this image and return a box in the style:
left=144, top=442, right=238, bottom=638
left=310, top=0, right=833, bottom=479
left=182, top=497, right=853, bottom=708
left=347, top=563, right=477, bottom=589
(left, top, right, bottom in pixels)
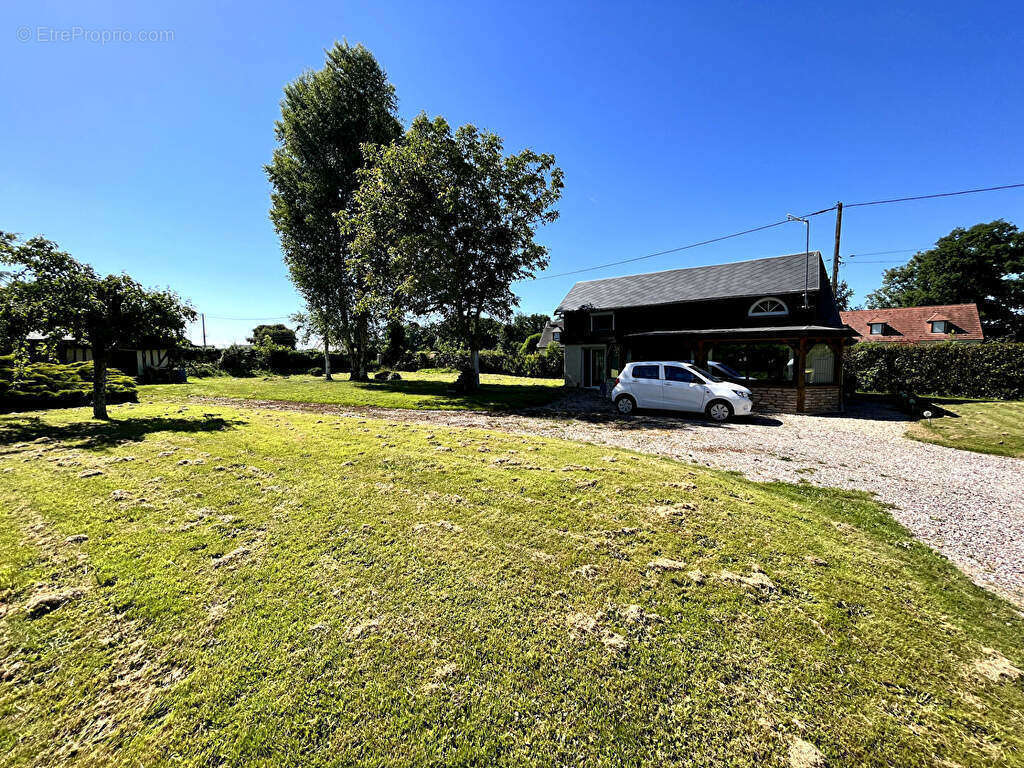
left=569, top=251, right=822, bottom=286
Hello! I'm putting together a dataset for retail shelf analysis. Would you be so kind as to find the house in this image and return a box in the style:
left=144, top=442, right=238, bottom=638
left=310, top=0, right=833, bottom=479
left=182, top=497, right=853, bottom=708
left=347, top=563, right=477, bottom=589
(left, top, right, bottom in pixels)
left=840, top=304, right=984, bottom=344
left=553, top=251, right=855, bottom=413
left=26, top=334, right=175, bottom=378
left=536, top=320, right=563, bottom=350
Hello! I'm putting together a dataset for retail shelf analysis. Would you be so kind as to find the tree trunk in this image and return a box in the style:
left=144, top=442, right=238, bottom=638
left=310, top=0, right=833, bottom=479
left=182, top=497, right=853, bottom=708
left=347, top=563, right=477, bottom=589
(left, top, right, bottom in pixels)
left=323, top=330, right=333, bottom=381
left=458, top=348, right=481, bottom=392
left=92, top=348, right=109, bottom=420
left=348, top=317, right=370, bottom=382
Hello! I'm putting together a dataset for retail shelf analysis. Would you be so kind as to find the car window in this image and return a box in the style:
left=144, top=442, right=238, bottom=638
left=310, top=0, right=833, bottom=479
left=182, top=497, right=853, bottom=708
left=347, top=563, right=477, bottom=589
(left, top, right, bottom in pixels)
left=664, top=366, right=696, bottom=383
left=631, top=365, right=660, bottom=380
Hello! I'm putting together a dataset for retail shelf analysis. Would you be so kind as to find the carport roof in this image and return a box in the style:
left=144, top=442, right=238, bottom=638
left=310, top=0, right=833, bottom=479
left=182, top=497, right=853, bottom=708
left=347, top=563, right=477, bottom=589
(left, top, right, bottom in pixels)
left=626, top=325, right=855, bottom=339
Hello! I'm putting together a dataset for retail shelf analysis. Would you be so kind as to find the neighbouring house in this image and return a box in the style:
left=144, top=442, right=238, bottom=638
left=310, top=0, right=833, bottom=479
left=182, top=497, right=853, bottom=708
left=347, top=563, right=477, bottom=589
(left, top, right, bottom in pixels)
left=26, top=333, right=175, bottom=378
left=840, top=304, right=984, bottom=344
left=536, top=320, right=563, bottom=350
left=553, top=251, right=856, bottom=413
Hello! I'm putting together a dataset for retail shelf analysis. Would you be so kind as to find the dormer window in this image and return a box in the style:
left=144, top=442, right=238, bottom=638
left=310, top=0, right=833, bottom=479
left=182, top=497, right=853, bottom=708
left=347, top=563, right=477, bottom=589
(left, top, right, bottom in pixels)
left=869, top=323, right=885, bottom=335
left=929, top=320, right=948, bottom=334
left=590, top=312, right=614, bottom=333
left=552, top=331, right=561, bottom=341
left=748, top=297, right=789, bottom=317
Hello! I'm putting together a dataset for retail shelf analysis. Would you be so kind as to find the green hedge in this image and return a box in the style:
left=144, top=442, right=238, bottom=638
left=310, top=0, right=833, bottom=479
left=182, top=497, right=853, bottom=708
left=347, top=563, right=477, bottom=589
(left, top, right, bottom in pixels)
left=846, top=342, right=1024, bottom=400
left=0, top=356, right=138, bottom=410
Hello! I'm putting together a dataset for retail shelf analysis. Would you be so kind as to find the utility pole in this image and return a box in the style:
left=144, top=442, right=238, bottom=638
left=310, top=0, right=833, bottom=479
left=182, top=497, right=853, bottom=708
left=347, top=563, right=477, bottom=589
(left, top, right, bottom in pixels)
left=831, top=201, right=843, bottom=292
left=201, top=313, right=207, bottom=348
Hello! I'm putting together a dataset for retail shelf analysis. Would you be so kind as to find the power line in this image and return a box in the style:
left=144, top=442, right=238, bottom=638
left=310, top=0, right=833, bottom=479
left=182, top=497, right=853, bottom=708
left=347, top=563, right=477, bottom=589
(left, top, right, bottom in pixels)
left=530, top=181, right=1024, bottom=283
left=201, top=314, right=294, bottom=322
left=845, top=182, right=1024, bottom=209
left=531, top=206, right=837, bottom=282
left=847, top=248, right=922, bottom=257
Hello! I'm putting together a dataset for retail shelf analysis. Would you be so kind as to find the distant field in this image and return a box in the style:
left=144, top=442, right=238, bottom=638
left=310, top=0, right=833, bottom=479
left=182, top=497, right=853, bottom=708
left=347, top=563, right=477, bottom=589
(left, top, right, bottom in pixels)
left=1, top=393, right=1022, bottom=766
left=906, top=399, right=1024, bottom=458
left=145, top=370, right=566, bottom=411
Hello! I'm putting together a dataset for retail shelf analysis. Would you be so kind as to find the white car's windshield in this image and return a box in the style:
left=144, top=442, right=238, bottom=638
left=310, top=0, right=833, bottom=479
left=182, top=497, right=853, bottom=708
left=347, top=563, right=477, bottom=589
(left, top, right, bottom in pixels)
left=712, top=362, right=744, bottom=379
left=685, top=364, right=722, bottom=383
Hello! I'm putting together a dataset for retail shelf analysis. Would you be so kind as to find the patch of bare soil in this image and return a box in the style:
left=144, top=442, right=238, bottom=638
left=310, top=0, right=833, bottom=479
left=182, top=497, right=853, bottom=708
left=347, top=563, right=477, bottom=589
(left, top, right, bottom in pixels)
left=788, top=736, right=826, bottom=767
left=970, top=648, right=1022, bottom=682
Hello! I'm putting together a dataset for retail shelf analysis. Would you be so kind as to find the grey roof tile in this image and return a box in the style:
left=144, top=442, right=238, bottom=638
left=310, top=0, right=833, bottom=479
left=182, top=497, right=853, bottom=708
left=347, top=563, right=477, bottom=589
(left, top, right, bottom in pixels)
left=555, top=252, right=823, bottom=313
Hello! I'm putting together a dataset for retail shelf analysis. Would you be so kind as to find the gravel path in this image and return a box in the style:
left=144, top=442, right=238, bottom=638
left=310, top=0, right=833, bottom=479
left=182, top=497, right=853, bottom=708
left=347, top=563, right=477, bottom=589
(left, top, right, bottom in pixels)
left=196, top=393, right=1024, bottom=608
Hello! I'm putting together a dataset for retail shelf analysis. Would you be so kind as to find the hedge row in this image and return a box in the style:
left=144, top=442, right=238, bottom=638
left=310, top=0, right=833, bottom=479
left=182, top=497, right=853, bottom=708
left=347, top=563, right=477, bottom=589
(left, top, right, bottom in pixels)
left=0, top=356, right=138, bottom=410
left=845, top=342, right=1024, bottom=400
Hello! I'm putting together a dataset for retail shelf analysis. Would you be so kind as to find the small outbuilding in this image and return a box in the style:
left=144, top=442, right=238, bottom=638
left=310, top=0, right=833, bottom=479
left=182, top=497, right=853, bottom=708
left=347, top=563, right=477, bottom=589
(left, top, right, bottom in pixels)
left=553, top=251, right=856, bottom=413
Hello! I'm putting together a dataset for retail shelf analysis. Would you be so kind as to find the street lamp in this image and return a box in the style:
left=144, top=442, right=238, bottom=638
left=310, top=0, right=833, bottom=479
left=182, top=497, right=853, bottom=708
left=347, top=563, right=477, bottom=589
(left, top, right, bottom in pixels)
left=787, top=213, right=810, bottom=309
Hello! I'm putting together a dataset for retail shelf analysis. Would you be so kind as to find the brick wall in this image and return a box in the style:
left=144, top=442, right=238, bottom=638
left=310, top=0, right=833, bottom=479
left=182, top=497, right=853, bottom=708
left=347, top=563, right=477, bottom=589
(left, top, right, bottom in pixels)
left=748, top=385, right=841, bottom=413
left=748, top=386, right=797, bottom=412
left=802, top=385, right=841, bottom=413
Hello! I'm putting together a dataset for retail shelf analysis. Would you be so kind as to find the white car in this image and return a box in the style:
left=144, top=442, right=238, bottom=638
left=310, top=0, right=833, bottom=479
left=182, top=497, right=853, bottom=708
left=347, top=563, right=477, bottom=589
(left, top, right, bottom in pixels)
left=610, top=361, right=753, bottom=421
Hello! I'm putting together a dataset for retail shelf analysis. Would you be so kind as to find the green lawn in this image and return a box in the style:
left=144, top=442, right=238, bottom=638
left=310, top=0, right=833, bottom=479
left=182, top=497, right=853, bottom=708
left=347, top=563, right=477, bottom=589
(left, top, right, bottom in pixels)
left=906, top=399, right=1024, bottom=458
left=144, top=370, right=566, bottom=411
left=1, top=391, right=1022, bottom=767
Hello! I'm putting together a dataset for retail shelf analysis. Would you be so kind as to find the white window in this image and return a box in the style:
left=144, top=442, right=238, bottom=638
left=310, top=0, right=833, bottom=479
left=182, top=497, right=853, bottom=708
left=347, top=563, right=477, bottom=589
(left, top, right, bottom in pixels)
left=590, top=312, right=614, bottom=332
left=552, top=332, right=561, bottom=341
left=930, top=320, right=948, bottom=334
left=869, top=323, right=885, bottom=335
left=748, top=297, right=789, bottom=317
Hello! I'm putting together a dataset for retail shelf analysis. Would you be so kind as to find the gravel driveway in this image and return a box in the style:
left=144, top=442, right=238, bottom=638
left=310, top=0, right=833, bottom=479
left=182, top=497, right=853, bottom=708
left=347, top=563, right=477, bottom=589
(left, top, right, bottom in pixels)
left=198, top=393, right=1024, bottom=608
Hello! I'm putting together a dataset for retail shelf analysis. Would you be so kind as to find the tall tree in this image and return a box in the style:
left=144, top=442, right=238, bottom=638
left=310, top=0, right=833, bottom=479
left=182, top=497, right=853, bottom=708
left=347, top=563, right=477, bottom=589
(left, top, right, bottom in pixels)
left=342, top=115, right=563, bottom=390
left=247, top=323, right=296, bottom=349
left=834, top=279, right=855, bottom=312
left=265, top=42, right=402, bottom=381
left=865, top=220, right=1024, bottom=339
left=0, top=232, right=195, bottom=419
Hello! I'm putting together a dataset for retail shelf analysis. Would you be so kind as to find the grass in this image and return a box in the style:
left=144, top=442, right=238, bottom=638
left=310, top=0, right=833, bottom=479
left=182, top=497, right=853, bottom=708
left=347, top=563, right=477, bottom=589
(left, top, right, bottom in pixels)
left=144, top=370, right=566, bottom=412
left=1, top=391, right=1022, bottom=767
left=906, top=398, right=1024, bottom=458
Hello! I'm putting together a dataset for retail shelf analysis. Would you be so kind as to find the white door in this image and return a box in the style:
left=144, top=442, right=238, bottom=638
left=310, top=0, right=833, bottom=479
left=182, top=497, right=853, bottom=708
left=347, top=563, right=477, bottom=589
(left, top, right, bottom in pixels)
left=662, top=365, right=706, bottom=412
left=628, top=364, right=663, bottom=407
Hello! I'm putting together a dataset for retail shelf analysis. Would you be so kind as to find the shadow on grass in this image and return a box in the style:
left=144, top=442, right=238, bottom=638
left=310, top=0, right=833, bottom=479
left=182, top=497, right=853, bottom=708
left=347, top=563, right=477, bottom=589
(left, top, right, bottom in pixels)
left=350, top=378, right=566, bottom=409
left=0, top=414, right=244, bottom=449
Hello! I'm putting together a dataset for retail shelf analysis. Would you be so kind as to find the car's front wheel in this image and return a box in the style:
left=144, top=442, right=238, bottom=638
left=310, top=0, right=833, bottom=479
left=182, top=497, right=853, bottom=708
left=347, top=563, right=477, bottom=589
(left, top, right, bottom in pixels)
left=705, top=399, right=733, bottom=423
left=615, top=394, right=636, bottom=415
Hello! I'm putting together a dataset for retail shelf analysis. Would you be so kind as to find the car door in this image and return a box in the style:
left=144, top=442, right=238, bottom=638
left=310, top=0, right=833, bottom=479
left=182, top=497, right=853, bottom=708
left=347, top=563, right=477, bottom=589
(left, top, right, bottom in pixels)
left=628, top=364, right=663, bottom=408
left=662, top=365, right=706, bottom=412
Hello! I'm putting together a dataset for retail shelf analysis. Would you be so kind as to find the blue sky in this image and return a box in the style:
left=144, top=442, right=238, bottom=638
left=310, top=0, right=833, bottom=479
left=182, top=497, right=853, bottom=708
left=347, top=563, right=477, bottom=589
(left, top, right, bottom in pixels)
left=2, top=0, right=1022, bottom=345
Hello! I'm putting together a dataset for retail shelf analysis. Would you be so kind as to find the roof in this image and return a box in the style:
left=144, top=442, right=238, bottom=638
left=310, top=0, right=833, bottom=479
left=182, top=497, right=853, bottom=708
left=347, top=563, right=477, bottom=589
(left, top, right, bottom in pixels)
left=840, top=304, right=984, bottom=343
left=536, top=320, right=563, bottom=349
left=626, top=325, right=855, bottom=339
left=555, top=252, right=823, bottom=313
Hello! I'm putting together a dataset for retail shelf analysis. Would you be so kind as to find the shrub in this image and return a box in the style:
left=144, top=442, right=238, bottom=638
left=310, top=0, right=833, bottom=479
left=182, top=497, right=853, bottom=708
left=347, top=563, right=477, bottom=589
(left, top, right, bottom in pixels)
left=218, top=344, right=261, bottom=376
left=846, top=342, right=1024, bottom=400
left=184, top=361, right=223, bottom=378
left=520, top=333, right=542, bottom=356
left=0, top=358, right=137, bottom=410
left=434, top=343, right=471, bottom=372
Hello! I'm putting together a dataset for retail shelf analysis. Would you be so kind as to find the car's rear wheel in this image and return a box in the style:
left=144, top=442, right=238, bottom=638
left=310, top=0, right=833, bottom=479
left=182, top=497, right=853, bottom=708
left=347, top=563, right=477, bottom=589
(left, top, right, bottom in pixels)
left=705, top=399, right=733, bottom=423
left=615, top=394, right=636, bottom=415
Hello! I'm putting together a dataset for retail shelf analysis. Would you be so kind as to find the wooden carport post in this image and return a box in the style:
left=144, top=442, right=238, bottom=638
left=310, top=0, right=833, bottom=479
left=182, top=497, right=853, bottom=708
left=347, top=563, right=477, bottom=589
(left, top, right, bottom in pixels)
left=696, top=340, right=708, bottom=368
left=831, top=338, right=846, bottom=412
left=796, top=337, right=807, bottom=412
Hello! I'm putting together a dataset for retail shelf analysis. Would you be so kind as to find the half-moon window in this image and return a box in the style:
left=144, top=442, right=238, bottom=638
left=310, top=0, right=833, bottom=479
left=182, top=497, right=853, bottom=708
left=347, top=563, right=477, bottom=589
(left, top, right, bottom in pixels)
left=748, top=297, right=789, bottom=317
